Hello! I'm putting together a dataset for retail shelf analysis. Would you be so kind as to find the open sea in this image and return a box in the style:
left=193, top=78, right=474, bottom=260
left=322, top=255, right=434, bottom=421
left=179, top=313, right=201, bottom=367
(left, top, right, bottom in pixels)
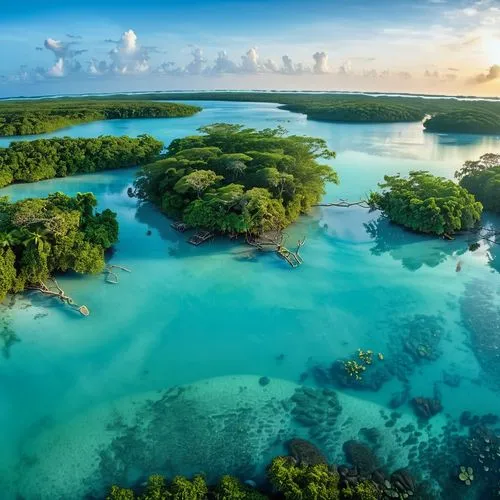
left=0, top=100, right=500, bottom=498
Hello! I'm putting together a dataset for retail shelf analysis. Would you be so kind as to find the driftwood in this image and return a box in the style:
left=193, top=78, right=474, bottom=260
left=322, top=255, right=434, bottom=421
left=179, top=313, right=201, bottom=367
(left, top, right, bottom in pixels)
left=247, top=229, right=305, bottom=268
left=314, top=199, right=371, bottom=209
left=27, top=278, right=89, bottom=316
left=104, top=265, right=132, bottom=284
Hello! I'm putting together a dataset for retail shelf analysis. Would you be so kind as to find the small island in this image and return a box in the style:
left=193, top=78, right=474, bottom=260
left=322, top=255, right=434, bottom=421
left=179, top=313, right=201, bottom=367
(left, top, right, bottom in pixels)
left=0, top=135, right=163, bottom=187
left=0, top=192, right=118, bottom=306
left=134, top=124, right=338, bottom=238
left=423, top=111, right=500, bottom=135
left=368, top=171, right=483, bottom=236
left=0, top=99, right=201, bottom=137
left=455, top=153, right=500, bottom=213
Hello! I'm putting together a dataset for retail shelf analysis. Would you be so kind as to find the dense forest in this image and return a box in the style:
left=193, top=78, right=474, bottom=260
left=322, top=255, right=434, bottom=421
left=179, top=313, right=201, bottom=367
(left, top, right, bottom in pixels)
left=0, top=134, right=163, bottom=187
left=424, top=110, right=500, bottom=134
left=134, top=124, right=338, bottom=236
left=99, top=91, right=500, bottom=132
left=0, top=192, right=118, bottom=302
left=455, top=153, right=500, bottom=212
left=0, top=99, right=201, bottom=136
left=368, top=171, right=483, bottom=236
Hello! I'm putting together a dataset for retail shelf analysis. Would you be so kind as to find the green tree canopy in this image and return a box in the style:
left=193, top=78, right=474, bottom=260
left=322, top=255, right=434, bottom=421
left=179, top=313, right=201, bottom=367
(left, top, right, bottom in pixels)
left=135, top=124, right=338, bottom=236
left=368, top=171, right=483, bottom=236
left=0, top=192, right=118, bottom=302
left=0, top=135, right=164, bottom=188
left=455, top=153, right=500, bottom=213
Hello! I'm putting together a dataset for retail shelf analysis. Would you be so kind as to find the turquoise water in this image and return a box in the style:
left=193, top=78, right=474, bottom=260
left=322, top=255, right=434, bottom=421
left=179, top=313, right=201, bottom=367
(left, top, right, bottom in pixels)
left=0, top=101, right=500, bottom=498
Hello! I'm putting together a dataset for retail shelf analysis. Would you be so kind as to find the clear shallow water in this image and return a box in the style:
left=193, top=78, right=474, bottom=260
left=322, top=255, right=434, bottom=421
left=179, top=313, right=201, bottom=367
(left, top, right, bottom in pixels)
left=0, top=101, right=500, bottom=498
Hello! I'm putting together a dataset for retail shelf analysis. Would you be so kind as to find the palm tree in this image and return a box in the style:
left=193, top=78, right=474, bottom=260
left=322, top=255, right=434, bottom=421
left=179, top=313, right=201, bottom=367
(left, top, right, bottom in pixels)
left=20, top=228, right=50, bottom=252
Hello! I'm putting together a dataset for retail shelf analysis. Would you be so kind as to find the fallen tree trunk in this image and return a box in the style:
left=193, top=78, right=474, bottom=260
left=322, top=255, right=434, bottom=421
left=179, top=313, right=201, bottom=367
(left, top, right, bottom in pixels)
left=27, top=278, right=90, bottom=316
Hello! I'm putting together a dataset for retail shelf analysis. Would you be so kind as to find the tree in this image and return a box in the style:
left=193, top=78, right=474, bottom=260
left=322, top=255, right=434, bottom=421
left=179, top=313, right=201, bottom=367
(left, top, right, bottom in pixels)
left=174, top=170, right=223, bottom=198
left=0, top=193, right=119, bottom=302
left=268, top=456, right=340, bottom=500
left=107, top=485, right=135, bottom=500
left=0, top=135, right=164, bottom=188
left=169, top=475, right=208, bottom=500
left=369, top=171, right=483, bottom=236
left=135, top=124, right=338, bottom=237
left=455, top=154, right=500, bottom=213
left=141, top=474, right=169, bottom=500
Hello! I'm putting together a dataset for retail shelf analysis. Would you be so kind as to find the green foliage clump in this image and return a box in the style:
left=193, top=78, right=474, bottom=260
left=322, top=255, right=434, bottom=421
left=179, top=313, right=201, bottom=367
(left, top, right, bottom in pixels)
left=107, top=485, right=135, bottom=500
left=0, top=134, right=163, bottom=188
left=341, top=480, right=380, bottom=499
left=424, top=110, right=500, bottom=134
left=135, top=123, right=338, bottom=236
left=0, top=192, right=118, bottom=302
left=170, top=474, right=208, bottom=499
left=268, top=456, right=340, bottom=499
left=455, top=153, right=500, bottom=213
left=368, top=171, right=483, bottom=236
left=215, top=475, right=267, bottom=500
left=0, top=99, right=200, bottom=137
left=141, top=474, right=169, bottom=500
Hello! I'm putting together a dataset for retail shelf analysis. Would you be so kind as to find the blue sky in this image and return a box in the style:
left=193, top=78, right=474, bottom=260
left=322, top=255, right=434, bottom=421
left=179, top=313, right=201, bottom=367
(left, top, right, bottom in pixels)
left=1, top=0, right=499, bottom=97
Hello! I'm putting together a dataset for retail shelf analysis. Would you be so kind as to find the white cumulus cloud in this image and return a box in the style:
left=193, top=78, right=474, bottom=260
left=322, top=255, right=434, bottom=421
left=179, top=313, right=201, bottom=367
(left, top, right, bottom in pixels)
left=109, top=29, right=150, bottom=74
left=312, top=51, right=329, bottom=73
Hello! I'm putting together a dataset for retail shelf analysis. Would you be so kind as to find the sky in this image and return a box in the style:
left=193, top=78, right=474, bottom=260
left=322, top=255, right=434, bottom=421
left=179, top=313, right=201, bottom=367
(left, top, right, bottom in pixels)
left=0, top=0, right=499, bottom=97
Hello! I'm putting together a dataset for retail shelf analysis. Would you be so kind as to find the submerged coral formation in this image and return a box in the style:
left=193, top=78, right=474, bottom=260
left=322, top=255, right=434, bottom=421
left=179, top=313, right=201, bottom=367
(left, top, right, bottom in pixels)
left=289, top=387, right=342, bottom=454
left=461, top=280, right=500, bottom=386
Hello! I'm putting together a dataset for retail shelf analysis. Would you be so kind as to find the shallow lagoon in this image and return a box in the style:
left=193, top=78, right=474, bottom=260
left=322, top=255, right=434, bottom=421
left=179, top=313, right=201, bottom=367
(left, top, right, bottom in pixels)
left=1, top=101, right=500, bottom=498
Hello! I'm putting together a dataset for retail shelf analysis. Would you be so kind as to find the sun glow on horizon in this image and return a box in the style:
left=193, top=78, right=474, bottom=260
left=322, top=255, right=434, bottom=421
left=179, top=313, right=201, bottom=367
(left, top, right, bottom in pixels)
left=483, top=37, right=500, bottom=66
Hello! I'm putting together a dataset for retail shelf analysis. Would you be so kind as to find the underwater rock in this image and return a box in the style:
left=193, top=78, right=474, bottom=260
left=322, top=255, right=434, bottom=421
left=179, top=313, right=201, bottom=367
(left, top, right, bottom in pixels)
left=442, top=371, right=461, bottom=388
left=289, top=387, right=342, bottom=454
left=394, top=315, right=444, bottom=364
left=343, top=440, right=379, bottom=475
left=461, top=280, right=500, bottom=386
left=411, top=397, right=442, bottom=420
left=359, top=427, right=381, bottom=446
left=388, top=385, right=410, bottom=409
left=458, top=411, right=497, bottom=427
left=258, top=376, right=270, bottom=387
left=391, top=469, right=416, bottom=493
left=0, top=322, right=20, bottom=359
left=286, top=438, right=327, bottom=466
left=328, top=359, right=391, bottom=392
left=463, top=424, right=500, bottom=474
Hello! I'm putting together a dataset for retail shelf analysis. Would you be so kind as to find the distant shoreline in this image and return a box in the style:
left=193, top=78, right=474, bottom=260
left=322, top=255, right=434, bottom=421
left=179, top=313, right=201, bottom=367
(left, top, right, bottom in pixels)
left=2, top=88, right=500, bottom=103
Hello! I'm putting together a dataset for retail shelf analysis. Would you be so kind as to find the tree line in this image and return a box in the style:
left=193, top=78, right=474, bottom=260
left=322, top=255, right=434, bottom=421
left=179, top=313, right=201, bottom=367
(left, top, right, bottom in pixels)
left=96, top=91, right=500, bottom=133
left=0, top=99, right=201, bottom=136
left=0, top=134, right=164, bottom=187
